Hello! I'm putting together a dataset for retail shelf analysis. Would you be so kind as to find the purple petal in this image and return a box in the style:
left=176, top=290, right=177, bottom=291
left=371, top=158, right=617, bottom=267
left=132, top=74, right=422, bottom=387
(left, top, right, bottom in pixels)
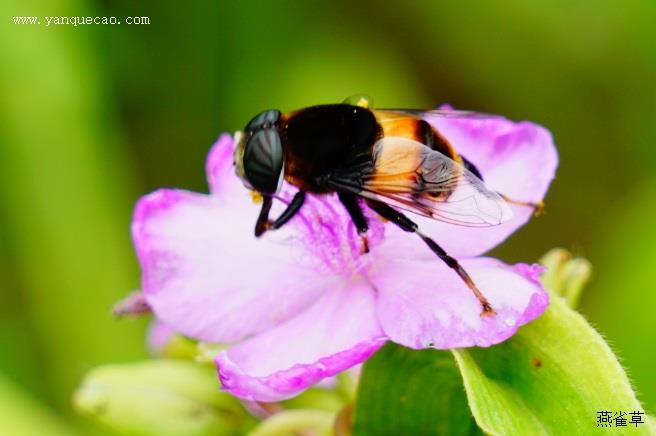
left=206, top=133, right=240, bottom=196
left=389, top=112, right=558, bottom=257
left=372, top=256, right=548, bottom=349
left=132, top=189, right=334, bottom=343
left=216, top=282, right=387, bottom=401
left=146, top=320, right=175, bottom=355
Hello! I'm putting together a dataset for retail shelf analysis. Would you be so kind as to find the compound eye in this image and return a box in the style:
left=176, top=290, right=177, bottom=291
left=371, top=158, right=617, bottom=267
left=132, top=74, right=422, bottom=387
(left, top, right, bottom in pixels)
left=243, top=129, right=284, bottom=194
left=245, top=109, right=281, bottom=132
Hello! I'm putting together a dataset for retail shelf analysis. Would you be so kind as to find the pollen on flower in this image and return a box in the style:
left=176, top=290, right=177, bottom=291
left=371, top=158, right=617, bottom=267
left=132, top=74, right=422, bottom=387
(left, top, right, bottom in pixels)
left=249, top=190, right=263, bottom=204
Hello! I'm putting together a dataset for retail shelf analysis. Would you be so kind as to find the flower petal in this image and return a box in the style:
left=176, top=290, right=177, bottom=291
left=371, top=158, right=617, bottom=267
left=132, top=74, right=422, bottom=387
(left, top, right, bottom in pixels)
left=146, top=320, right=175, bottom=355
left=206, top=133, right=240, bottom=196
left=372, top=256, right=548, bottom=349
left=132, top=189, right=333, bottom=343
left=389, top=113, right=558, bottom=257
left=216, top=282, right=387, bottom=401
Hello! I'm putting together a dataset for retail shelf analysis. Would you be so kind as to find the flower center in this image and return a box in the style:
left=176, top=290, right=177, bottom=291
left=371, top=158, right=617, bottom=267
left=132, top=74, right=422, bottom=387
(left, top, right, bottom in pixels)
left=284, top=192, right=385, bottom=278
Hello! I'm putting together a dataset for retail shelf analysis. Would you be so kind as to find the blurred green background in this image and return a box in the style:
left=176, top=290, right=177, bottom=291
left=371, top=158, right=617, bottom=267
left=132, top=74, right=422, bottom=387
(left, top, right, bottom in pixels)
left=1, top=0, right=655, bottom=434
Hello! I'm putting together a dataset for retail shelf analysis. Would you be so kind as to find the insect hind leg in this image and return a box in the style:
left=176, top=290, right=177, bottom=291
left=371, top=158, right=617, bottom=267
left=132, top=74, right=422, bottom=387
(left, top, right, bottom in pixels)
left=461, top=155, right=544, bottom=216
left=498, top=193, right=545, bottom=216
left=365, top=198, right=496, bottom=317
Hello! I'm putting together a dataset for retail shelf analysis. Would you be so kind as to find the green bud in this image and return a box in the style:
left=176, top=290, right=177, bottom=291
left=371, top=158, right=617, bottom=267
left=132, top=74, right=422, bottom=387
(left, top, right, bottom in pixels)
left=281, top=387, right=345, bottom=413
left=152, top=333, right=227, bottom=366
left=158, top=334, right=201, bottom=361
left=539, top=248, right=571, bottom=293
left=539, top=248, right=592, bottom=308
left=249, top=409, right=335, bottom=436
left=73, top=360, right=254, bottom=435
left=195, top=342, right=228, bottom=365
left=336, top=371, right=359, bottom=402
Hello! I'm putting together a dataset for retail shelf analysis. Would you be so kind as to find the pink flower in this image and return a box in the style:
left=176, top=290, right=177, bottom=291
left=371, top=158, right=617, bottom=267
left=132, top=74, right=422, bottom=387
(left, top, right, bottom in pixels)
left=131, top=111, right=557, bottom=402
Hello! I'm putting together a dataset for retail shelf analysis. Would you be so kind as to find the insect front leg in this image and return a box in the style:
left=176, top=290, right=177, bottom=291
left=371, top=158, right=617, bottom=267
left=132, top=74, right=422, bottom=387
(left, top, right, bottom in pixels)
left=254, top=195, right=273, bottom=237
left=337, top=192, right=370, bottom=254
left=254, top=191, right=306, bottom=237
left=365, top=199, right=496, bottom=317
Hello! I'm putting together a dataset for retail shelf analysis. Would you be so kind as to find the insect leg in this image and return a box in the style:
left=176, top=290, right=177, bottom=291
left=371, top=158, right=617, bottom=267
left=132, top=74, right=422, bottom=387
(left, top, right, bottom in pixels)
left=254, top=195, right=273, bottom=237
left=462, top=155, right=544, bottom=216
left=365, top=199, right=495, bottom=316
left=498, top=193, right=544, bottom=216
left=254, top=191, right=306, bottom=237
left=271, top=191, right=306, bottom=229
left=337, top=192, right=370, bottom=253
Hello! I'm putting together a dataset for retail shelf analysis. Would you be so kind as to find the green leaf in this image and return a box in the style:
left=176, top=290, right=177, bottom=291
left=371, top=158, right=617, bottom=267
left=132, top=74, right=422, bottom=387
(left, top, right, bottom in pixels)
left=73, top=360, right=255, bottom=436
left=353, top=343, right=482, bottom=435
left=452, top=278, right=654, bottom=435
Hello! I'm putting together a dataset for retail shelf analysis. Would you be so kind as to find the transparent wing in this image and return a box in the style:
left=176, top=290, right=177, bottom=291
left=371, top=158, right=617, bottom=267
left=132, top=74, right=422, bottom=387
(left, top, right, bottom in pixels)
left=329, top=137, right=513, bottom=227
left=376, top=108, right=502, bottom=119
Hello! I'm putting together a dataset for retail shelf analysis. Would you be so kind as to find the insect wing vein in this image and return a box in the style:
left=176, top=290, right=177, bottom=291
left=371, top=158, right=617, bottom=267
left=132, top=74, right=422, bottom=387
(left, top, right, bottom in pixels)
left=329, top=137, right=513, bottom=227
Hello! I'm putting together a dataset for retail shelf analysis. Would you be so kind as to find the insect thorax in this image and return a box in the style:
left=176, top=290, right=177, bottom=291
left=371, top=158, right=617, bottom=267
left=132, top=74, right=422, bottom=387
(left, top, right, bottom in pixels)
left=282, top=104, right=380, bottom=192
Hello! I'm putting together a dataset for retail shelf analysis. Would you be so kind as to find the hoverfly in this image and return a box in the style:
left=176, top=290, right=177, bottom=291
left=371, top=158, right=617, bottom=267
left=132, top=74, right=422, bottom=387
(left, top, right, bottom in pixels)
left=233, top=97, right=541, bottom=316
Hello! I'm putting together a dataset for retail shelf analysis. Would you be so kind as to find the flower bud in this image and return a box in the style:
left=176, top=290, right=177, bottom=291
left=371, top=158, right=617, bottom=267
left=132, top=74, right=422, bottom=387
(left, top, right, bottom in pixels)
left=540, top=248, right=592, bottom=308
left=73, top=360, right=253, bottom=435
